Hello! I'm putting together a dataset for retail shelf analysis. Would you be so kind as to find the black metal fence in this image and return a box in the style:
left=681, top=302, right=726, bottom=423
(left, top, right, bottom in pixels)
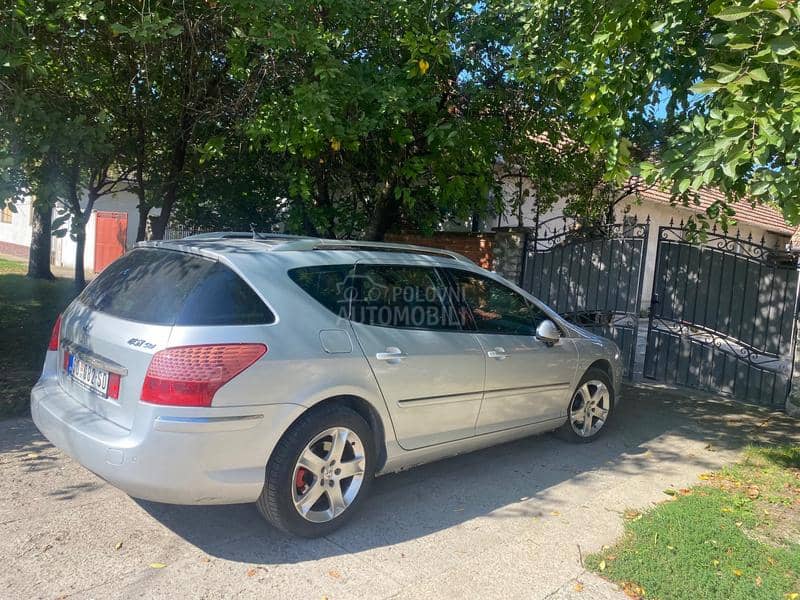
left=643, top=225, right=800, bottom=408
left=521, top=218, right=649, bottom=378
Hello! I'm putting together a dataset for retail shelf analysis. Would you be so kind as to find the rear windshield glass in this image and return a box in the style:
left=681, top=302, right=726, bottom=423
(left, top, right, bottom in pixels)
left=78, top=249, right=274, bottom=326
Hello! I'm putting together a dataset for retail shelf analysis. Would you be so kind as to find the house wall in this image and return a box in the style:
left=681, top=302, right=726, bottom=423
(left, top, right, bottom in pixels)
left=0, top=192, right=142, bottom=272
left=0, top=198, right=34, bottom=259
left=52, top=192, right=140, bottom=272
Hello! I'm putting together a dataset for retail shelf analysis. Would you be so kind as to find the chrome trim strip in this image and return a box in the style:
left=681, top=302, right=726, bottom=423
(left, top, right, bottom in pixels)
left=61, top=341, right=128, bottom=376
left=153, top=414, right=264, bottom=433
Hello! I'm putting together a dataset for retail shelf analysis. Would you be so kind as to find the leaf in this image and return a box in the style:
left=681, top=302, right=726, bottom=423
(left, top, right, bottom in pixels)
left=599, top=560, right=607, bottom=572
left=733, top=569, right=743, bottom=577
left=650, top=20, right=667, bottom=33
left=664, top=488, right=678, bottom=496
left=417, top=59, right=430, bottom=75
left=690, top=80, right=721, bottom=94
left=149, top=563, right=167, bottom=569
left=574, top=583, right=585, bottom=592
left=715, top=7, right=755, bottom=21
left=770, top=36, right=796, bottom=56
left=328, top=570, right=342, bottom=579
left=756, top=0, right=779, bottom=9
left=114, top=541, right=123, bottom=551
left=749, top=68, right=769, bottom=82
left=247, top=568, right=257, bottom=577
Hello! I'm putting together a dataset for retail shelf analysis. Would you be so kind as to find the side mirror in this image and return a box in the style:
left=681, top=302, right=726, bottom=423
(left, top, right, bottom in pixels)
left=535, top=319, right=561, bottom=346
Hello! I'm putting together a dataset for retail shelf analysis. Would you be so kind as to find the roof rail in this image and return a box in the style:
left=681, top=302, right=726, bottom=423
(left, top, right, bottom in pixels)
left=272, top=238, right=473, bottom=262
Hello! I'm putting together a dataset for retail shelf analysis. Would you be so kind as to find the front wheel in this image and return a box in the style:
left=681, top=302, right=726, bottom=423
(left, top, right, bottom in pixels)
left=257, top=404, right=375, bottom=537
left=556, top=368, right=614, bottom=443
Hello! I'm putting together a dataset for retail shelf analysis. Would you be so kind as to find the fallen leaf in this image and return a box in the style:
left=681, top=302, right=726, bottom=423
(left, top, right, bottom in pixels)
left=698, top=473, right=712, bottom=480
left=733, top=569, right=742, bottom=577
left=663, top=489, right=678, bottom=496
left=114, top=541, right=123, bottom=551
left=747, top=485, right=760, bottom=499
left=26, top=452, right=40, bottom=459
left=721, top=507, right=733, bottom=513
left=755, top=576, right=762, bottom=587
left=679, top=488, right=692, bottom=495
left=598, top=560, right=606, bottom=572
left=149, top=563, right=167, bottom=569
left=735, top=521, right=743, bottom=528
left=785, top=593, right=799, bottom=600
left=712, top=560, right=720, bottom=567
left=328, top=570, right=341, bottom=579
left=574, top=583, right=584, bottom=592
left=201, top=556, right=211, bottom=563
left=550, top=510, right=561, bottom=516
left=247, top=568, right=257, bottom=577
left=624, top=509, right=642, bottom=521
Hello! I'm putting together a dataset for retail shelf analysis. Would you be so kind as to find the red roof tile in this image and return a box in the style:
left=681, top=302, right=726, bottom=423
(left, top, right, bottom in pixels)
left=627, top=177, right=794, bottom=236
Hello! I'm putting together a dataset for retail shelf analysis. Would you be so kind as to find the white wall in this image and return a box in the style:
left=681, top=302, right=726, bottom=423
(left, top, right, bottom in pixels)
left=0, top=197, right=34, bottom=248
left=52, top=192, right=141, bottom=271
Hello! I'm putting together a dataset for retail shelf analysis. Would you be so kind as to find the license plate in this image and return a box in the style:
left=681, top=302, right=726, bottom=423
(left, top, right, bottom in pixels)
left=68, top=355, right=109, bottom=397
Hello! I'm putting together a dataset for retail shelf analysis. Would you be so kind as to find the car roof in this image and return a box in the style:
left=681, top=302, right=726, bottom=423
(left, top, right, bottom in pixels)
left=136, top=233, right=476, bottom=267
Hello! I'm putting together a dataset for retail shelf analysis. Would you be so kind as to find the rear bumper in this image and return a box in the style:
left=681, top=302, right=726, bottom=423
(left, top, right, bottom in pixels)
left=31, top=376, right=305, bottom=505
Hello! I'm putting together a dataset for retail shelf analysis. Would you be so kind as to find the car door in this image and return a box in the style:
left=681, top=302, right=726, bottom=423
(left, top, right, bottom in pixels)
left=347, top=262, right=486, bottom=450
left=445, top=268, right=578, bottom=434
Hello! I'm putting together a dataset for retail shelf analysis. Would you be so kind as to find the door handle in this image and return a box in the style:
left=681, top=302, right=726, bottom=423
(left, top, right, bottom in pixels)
left=375, top=347, right=407, bottom=363
left=487, top=347, right=508, bottom=360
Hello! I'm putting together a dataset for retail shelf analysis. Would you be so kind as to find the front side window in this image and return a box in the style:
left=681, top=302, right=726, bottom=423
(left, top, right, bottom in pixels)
left=447, top=269, right=544, bottom=336
left=349, top=265, right=462, bottom=331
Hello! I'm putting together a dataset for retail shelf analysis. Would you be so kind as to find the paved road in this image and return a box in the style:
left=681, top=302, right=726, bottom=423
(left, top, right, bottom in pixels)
left=2, top=385, right=797, bottom=600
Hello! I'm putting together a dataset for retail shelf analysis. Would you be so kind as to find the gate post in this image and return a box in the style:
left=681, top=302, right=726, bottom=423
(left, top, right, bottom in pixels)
left=491, top=227, right=529, bottom=285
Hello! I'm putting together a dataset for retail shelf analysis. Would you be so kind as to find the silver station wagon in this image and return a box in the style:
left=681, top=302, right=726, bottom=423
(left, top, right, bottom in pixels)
left=32, top=234, right=622, bottom=537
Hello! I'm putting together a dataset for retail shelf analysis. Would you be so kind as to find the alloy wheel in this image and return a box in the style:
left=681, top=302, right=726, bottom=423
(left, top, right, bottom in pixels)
left=569, top=380, right=610, bottom=438
left=291, top=427, right=366, bottom=523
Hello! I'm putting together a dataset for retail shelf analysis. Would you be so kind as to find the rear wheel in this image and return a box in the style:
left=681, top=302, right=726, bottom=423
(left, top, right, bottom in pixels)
left=257, top=404, right=375, bottom=537
left=556, top=368, right=614, bottom=443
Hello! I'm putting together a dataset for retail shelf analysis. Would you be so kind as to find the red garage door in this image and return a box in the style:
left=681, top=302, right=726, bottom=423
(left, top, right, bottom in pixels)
left=94, top=211, right=128, bottom=273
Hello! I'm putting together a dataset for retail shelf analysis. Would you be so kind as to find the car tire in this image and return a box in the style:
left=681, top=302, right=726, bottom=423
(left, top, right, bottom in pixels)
left=256, top=404, right=376, bottom=537
left=556, top=368, right=615, bottom=443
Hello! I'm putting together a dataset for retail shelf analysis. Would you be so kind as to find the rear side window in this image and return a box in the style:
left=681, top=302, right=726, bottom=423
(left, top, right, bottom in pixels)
left=78, top=249, right=274, bottom=326
left=288, top=265, right=354, bottom=318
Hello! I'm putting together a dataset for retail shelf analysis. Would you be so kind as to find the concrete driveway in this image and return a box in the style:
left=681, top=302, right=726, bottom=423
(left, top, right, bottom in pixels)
left=2, top=384, right=798, bottom=600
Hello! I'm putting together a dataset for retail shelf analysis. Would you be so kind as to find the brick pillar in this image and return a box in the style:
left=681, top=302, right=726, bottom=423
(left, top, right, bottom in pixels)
left=491, top=228, right=528, bottom=285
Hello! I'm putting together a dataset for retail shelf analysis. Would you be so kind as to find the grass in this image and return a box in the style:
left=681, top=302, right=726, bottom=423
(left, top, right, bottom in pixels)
left=588, top=445, right=800, bottom=600
left=0, top=256, right=78, bottom=418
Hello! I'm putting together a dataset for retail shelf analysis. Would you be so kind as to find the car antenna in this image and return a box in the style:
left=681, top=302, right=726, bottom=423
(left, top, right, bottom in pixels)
left=250, top=223, right=266, bottom=240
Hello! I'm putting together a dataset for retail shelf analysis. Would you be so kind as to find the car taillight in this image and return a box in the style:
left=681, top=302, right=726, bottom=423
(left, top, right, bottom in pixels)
left=107, top=373, right=121, bottom=400
left=48, top=314, right=62, bottom=351
left=140, top=344, right=267, bottom=407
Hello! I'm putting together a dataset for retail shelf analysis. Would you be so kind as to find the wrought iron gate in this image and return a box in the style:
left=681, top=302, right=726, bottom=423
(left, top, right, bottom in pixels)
left=521, top=219, right=649, bottom=378
left=643, top=225, right=800, bottom=408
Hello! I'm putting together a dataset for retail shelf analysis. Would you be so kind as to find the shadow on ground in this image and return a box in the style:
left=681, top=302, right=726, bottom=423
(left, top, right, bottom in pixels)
left=115, top=384, right=800, bottom=564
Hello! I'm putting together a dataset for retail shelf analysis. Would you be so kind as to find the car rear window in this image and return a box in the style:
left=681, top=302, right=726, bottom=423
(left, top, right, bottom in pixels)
left=78, top=248, right=274, bottom=326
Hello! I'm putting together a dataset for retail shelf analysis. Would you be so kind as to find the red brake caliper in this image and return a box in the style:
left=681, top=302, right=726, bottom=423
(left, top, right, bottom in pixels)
left=295, top=468, right=308, bottom=492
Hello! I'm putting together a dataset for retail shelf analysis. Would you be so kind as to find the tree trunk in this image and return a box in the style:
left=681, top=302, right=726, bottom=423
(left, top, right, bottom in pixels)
left=135, top=201, right=149, bottom=242
left=27, top=197, right=55, bottom=280
left=364, top=181, right=397, bottom=241
left=74, top=226, right=86, bottom=290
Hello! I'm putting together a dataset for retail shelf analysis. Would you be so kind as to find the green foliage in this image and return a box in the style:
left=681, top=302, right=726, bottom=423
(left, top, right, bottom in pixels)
left=510, top=0, right=800, bottom=229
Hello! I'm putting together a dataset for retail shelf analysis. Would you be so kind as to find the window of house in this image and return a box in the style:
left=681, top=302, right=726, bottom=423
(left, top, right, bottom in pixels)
left=1, top=204, right=12, bottom=224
